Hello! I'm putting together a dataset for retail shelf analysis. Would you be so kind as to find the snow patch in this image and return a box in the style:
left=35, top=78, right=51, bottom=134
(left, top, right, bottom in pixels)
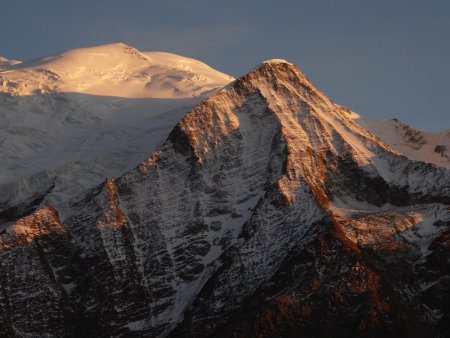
left=262, top=58, right=293, bottom=65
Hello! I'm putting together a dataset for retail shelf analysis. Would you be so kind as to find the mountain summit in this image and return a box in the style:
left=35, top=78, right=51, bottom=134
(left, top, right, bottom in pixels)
left=0, top=60, right=449, bottom=337
left=1, top=43, right=233, bottom=98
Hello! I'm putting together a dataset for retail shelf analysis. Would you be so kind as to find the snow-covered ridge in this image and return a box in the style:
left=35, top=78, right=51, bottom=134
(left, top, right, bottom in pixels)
left=0, top=43, right=234, bottom=98
left=347, top=109, right=450, bottom=168
left=0, top=56, right=21, bottom=69
left=0, top=56, right=21, bottom=70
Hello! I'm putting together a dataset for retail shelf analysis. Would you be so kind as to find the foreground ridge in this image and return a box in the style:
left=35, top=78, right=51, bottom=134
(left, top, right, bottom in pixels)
left=0, top=60, right=449, bottom=337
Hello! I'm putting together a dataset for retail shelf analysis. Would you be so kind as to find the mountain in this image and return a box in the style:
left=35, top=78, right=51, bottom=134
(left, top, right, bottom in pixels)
left=1, top=43, right=233, bottom=98
left=353, top=114, right=450, bottom=169
left=0, top=56, right=20, bottom=69
left=0, top=43, right=234, bottom=224
left=0, top=59, right=449, bottom=337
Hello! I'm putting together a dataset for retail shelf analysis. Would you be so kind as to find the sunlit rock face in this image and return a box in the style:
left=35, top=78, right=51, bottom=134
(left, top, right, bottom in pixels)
left=0, top=60, right=449, bottom=337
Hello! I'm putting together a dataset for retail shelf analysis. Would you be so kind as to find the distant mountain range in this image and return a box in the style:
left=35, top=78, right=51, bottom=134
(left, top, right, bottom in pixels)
left=0, top=45, right=449, bottom=337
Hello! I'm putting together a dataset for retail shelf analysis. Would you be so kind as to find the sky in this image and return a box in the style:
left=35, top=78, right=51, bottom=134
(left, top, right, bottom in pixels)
left=0, top=0, right=449, bottom=131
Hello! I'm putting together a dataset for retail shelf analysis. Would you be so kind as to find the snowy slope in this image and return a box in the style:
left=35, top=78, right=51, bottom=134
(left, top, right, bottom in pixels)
left=352, top=114, right=450, bottom=169
left=0, top=44, right=234, bottom=220
left=0, top=56, right=20, bottom=69
left=1, top=59, right=448, bottom=337
left=0, top=43, right=233, bottom=98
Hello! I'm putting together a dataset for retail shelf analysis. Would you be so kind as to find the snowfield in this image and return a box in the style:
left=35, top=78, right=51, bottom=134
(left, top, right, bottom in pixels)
left=354, top=114, right=450, bottom=169
left=1, top=43, right=233, bottom=98
left=0, top=56, right=21, bottom=69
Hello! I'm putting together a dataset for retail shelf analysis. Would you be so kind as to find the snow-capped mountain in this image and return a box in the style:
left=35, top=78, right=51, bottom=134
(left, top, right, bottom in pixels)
left=0, top=43, right=234, bottom=223
left=1, top=43, right=232, bottom=98
left=353, top=114, right=450, bottom=169
left=0, top=59, right=448, bottom=337
left=0, top=56, right=20, bottom=69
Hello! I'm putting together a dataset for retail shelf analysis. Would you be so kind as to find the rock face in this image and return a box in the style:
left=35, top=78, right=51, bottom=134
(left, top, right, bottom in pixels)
left=0, top=60, right=449, bottom=337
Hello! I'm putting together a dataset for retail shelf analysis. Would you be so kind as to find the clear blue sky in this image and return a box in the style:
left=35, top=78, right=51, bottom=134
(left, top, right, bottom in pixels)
left=1, top=0, right=449, bottom=130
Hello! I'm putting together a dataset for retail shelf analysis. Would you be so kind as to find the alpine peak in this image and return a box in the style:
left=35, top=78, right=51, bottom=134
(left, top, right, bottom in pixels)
left=0, top=43, right=234, bottom=98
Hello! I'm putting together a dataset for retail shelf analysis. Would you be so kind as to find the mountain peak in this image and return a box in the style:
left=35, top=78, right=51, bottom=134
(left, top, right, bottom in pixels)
left=250, top=58, right=297, bottom=74
left=0, top=43, right=234, bottom=98
left=170, top=53, right=404, bottom=190
left=243, top=57, right=316, bottom=91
